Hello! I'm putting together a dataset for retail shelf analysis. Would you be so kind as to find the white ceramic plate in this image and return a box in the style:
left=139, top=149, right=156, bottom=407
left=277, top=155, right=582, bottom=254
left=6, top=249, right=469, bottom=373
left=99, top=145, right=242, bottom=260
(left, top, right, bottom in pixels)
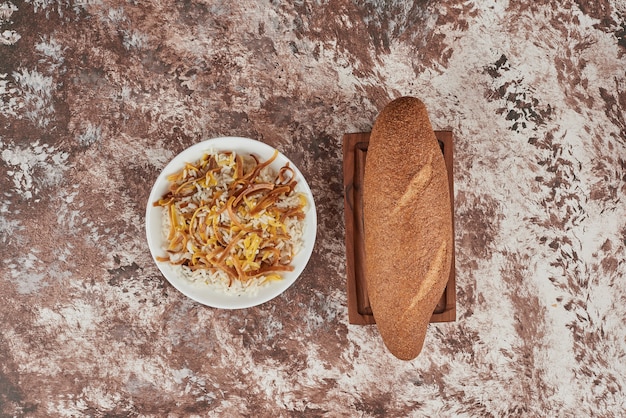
left=145, top=137, right=317, bottom=309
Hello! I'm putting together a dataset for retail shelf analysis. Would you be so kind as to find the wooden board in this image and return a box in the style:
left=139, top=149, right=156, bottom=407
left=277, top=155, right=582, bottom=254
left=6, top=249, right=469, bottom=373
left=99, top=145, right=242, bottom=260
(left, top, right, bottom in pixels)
left=343, top=131, right=457, bottom=325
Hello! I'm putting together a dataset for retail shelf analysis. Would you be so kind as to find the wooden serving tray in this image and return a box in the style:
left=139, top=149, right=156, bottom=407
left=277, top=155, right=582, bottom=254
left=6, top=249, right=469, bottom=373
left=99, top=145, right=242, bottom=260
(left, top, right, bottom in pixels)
left=343, top=131, right=456, bottom=325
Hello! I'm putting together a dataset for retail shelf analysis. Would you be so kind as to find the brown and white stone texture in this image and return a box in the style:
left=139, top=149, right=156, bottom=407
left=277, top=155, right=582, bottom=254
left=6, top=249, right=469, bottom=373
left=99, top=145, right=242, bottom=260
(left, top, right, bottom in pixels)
left=1, top=1, right=625, bottom=416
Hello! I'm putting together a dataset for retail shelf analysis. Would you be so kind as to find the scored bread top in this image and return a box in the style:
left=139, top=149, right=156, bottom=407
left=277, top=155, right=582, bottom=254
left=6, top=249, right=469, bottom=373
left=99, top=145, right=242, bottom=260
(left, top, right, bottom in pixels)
left=362, top=96, right=453, bottom=360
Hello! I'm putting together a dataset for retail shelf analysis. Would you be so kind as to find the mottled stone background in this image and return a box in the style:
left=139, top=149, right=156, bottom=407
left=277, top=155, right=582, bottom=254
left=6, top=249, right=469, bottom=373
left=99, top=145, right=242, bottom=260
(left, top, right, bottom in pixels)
left=1, top=0, right=626, bottom=416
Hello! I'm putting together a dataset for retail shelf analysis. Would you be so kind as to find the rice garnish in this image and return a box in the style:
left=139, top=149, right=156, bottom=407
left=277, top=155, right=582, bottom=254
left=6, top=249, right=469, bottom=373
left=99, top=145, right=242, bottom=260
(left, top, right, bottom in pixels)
left=154, top=149, right=307, bottom=295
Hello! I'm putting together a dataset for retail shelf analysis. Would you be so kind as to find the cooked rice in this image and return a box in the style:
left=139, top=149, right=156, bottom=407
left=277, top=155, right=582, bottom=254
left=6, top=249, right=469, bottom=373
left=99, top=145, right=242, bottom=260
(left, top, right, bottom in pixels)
left=157, top=150, right=307, bottom=296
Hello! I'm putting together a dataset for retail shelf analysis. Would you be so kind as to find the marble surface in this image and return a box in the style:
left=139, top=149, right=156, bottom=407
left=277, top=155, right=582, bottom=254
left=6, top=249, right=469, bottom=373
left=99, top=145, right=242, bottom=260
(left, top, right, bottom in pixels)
left=1, top=0, right=626, bottom=416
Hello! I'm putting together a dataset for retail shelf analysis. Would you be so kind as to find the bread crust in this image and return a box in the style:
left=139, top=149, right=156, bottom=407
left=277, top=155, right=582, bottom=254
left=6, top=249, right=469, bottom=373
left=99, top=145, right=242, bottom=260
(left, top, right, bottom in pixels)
left=362, top=96, right=453, bottom=360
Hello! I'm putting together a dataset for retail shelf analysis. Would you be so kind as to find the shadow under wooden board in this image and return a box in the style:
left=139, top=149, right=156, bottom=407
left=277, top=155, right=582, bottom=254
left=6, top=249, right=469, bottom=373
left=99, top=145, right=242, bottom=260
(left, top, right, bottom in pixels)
left=343, top=131, right=456, bottom=325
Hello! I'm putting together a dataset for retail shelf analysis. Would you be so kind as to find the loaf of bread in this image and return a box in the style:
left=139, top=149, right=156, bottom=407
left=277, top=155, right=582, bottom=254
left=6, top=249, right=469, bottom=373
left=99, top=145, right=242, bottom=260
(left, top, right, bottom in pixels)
left=362, top=96, right=453, bottom=360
